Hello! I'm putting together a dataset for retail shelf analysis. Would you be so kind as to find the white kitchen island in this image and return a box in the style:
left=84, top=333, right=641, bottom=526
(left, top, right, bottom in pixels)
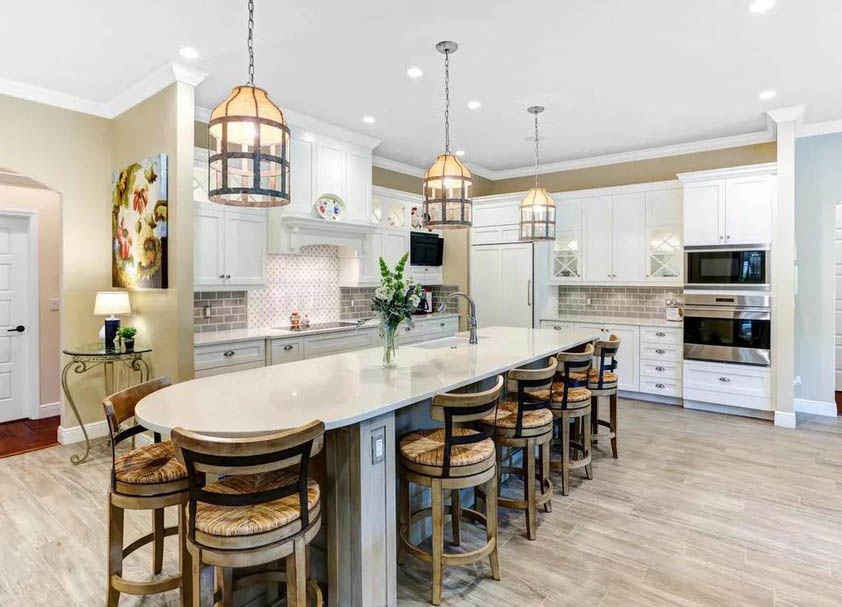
left=137, top=326, right=600, bottom=606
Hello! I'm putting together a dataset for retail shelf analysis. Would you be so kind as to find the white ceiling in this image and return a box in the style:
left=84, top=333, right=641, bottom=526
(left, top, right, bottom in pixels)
left=2, top=0, right=841, bottom=172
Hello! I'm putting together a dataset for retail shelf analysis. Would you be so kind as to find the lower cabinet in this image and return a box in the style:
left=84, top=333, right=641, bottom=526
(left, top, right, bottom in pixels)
left=194, top=339, right=266, bottom=378
left=573, top=322, right=639, bottom=392
left=400, top=316, right=459, bottom=344
left=683, top=360, right=771, bottom=411
left=639, top=326, right=683, bottom=397
left=303, top=329, right=376, bottom=358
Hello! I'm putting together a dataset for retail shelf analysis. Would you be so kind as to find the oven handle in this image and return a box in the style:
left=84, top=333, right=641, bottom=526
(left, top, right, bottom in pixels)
left=683, top=306, right=771, bottom=321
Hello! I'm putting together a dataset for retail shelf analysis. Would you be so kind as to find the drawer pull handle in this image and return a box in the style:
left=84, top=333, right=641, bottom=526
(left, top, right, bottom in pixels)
left=655, top=383, right=665, bottom=389
left=440, top=322, right=446, bottom=327
left=223, top=350, right=235, bottom=357
left=283, top=345, right=293, bottom=351
left=553, top=326, right=562, bottom=330
left=655, top=366, right=665, bottom=372
left=719, top=377, right=731, bottom=383
left=655, top=349, right=666, bottom=354
left=656, top=332, right=666, bottom=337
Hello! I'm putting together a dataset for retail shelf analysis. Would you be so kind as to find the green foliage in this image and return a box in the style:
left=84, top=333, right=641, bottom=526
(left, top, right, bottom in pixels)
left=371, top=253, right=419, bottom=331
left=118, top=326, right=137, bottom=339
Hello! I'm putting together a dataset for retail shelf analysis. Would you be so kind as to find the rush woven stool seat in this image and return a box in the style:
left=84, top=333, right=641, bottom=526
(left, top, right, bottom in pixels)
left=103, top=377, right=191, bottom=607
left=398, top=375, right=504, bottom=605
left=172, top=421, right=325, bottom=607
left=477, top=358, right=557, bottom=541
left=589, top=334, right=621, bottom=458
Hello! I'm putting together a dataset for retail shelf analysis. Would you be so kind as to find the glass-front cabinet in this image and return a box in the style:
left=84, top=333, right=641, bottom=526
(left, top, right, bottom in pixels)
left=549, top=198, right=583, bottom=283
left=644, top=189, right=683, bottom=282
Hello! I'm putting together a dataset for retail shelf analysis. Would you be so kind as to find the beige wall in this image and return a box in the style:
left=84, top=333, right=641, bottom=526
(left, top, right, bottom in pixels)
left=0, top=184, right=61, bottom=408
left=372, top=166, right=422, bottom=193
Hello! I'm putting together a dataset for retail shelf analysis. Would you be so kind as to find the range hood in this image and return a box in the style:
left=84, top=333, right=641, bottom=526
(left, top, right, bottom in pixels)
left=272, top=214, right=377, bottom=254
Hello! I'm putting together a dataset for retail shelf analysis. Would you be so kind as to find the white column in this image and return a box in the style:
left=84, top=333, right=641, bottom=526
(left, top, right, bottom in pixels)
left=767, top=106, right=805, bottom=428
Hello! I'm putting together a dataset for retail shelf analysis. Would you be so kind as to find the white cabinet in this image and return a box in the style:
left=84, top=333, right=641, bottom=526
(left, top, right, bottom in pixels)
left=194, top=202, right=267, bottom=290
left=679, top=165, right=775, bottom=247
left=540, top=320, right=575, bottom=331
left=399, top=315, right=459, bottom=344
left=194, top=339, right=266, bottom=379
left=472, top=225, right=520, bottom=244
left=550, top=199, right=583, bottom=282
left=683, top=360, right=771, bottom=411
left=645, top=189, right=683, bottom=281
left=470, top=243, right=533, bottom=328
left=269, top=337, right=304, bottom=365
left=573, top=321, right=639, bottom=392
left=583, top=197, right=614, bottom=282
left=583, top=194, right=645, bottom=283
left=639, top=325, right=683, bottom=397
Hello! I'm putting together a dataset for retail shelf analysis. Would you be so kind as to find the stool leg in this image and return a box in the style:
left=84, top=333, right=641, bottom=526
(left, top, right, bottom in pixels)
left=584, top=410, right=593, bottom=480
left=221, top=567, right=233, bottom=606
left=451, top=489, right=462, bottom=546
left=106, top=495, right=123, bottom=607
left=398, top=476, right=409, bottom=565
left=286, top=537, right=306, bottom=607
left=610, top=393, right=619, bottom=458
left=193, top=558, right=214, bottom=607
left=152, top=507, right=165, bottom=574
left=178, top=500, right=193, bottom=606
left=485, top=471, right=501, bottom=581
left=431, top=479, right=444, bottom=605
left=495, top=446, right=503, bottom=497
left=540, top=439, right=552, bottom=513
left=591, top=395, right=599, bottom=437
left=525, top=443, right=537, bottom=540
left=561, top=413, right=571, bottom=496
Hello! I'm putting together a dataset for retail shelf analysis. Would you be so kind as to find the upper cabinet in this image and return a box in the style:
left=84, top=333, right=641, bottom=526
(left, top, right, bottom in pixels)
left=679, top=164, right=776, bottom=247
left=583, top=193, right=646, bottom=283
left=645, top=188, right=683, bottom=281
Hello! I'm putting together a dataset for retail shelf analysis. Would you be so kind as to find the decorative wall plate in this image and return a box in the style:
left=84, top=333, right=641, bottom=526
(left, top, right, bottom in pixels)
left=315, top=193, right=346, bottom=221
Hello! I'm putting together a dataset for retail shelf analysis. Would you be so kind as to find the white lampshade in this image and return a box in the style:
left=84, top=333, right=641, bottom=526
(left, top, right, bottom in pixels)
left=93, top=291, right=131, bottom=316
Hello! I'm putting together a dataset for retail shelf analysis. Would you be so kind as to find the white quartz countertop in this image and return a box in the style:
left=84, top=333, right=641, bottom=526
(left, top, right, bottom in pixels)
left=541, top=315, right=683, bottom=328
left=139, top=326, right=600, bottom=435
left=193, top=313, right=460, bottom=346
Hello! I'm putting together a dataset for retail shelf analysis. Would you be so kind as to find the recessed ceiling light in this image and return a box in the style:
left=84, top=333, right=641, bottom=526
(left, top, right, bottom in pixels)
left=758, top=89, right=777, bottom=101
left=179, top=46, right=199, bottom=60
left=455, top=150, right=465, bottom=157
left=406, top=66, right=423, bottom=79
left=467, top=100, right=481, bottom=110
left=748, top=0, right=775, bottom=14
left=362, top=116, right=376, bottom=124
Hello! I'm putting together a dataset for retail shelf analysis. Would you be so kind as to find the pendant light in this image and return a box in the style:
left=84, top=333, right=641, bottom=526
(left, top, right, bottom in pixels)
left=423, top=41, right=472, bottom=229
left=519, top=106, right=556, bottom=241
left=208, top=0, right=290, bottom=207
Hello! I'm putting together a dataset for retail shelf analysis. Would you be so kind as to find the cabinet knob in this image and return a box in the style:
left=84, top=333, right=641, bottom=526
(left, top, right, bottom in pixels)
left=656, top=332, right=666, bottom=337
left=225, top=274, right=231, bottom=279
left=655, top=366, right=665, bottom=372
left=655, top=383, right=665, bottom=389
left=223, top=350, right=235, bottom=357
left=726, top=235, right=730, bottom=240
left=218, top=274, right=225, bottom=279
left=718, top=376, right=731, bottom=383
left=655, top=349, right=666, bottom=354
left=439, top=322, right=445, bottom=327
left=553, top=326, right=562, bottom=330
left=283, top=344, right=293, bottom=351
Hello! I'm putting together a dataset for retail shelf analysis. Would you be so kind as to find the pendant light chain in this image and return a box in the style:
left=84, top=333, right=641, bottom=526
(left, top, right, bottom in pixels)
left=247, top=0, right=255, bottom=86
left=534, top=112, right=540, bottom=189
left=443, top=49, right=451, bottom=154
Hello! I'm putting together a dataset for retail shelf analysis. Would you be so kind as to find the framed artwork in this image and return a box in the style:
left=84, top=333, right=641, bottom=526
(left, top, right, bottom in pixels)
left=112, top=153, right=168, bottom=288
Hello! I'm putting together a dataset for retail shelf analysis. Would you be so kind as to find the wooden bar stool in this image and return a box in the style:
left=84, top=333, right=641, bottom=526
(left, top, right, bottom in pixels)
left=534, top=345, right=594, bottom=496
left=172, top=420, right=325, bottom=607
left=478, top=358, right=556, bottom=541
left=398, top=375, right=504, bottom=605
left=589, top=335, right=621, bottom=458
left=103, top=377, right=192, bottom=606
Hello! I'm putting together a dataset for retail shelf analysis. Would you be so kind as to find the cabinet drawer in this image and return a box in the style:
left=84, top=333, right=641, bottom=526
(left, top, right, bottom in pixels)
left=640, top=344, right=682, bottom=362
left=683, top=361, right=770, bottom=398
left=194, top=339, right=266, bottom=372
left=304, top=330, right=373, bottom=358
left=421, top=316, right=459, bottom=335
left=640, top=326, right=682, bottom=345
left=541, top=321, right=575, bottom=331
left=269, top=337, right=304, bottom=365
left=640, top=377, right=682, bottom=397
left=640, top=360, right=682, bottom=379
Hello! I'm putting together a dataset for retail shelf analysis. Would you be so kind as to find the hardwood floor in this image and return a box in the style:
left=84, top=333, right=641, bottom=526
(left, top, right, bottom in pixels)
left=0, top=415, right=59, bottom=459
left=1, top=400, right=840, bottom=606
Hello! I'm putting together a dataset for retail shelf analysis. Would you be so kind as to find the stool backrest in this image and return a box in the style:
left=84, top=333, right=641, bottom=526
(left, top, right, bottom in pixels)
left=553, top=343, right=594, bottom=405
left=507, top=357, right=558, bottom=437
left=430, top=375, right=504, bottom=476
left=172, top=420, right=325, bottom=541
left=592, top=334, right=620, bottom=388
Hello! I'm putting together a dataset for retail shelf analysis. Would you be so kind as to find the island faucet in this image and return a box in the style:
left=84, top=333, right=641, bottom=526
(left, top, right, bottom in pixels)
left=438, top=291, right=479, bottom=344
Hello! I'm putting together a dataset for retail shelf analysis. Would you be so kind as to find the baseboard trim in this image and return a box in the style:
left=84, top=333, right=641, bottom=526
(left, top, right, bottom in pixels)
left=57, top=420, right=109, bottom=445
left=684, top=399, right=775, bottom=421
left=774, top=411, right=797, bottom=428
left=38, top=401, right=61, bottom=419
left=793, top=398, right=837, bottom=417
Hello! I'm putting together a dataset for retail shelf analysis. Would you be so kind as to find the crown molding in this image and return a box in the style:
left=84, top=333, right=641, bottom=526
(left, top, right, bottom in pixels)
left=372, top=184, right=422, bottom=202
left=797, top=119, right=842, bottom=139
left=474, top=179, right=681, bottom=204
left=372, top=156, right=426, bottom=178
left=766, top=105, right=806, bottom=127
left=677, top=162, right=777, bottom=184
left=0, top=61, right=207, bottom=119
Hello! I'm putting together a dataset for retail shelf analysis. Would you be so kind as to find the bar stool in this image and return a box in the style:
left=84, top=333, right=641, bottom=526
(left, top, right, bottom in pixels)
left=398, top=375, right=504, bottom=605
left=589, top=335, right=621, bottom=459
left=478, top=358, right=556, bottom=541
left=172, top=420, right=325, bottom=607
left=103, top=377, right=191, bottom=606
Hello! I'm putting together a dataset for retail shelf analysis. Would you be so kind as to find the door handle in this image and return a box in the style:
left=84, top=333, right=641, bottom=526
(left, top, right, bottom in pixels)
left=527, top=279, right=531, bottom=306
left=6, top=325, right=24, bottom=333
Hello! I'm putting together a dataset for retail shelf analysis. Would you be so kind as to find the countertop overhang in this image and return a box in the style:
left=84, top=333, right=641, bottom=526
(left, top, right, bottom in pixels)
left=139, top=325, right=600, bottom=435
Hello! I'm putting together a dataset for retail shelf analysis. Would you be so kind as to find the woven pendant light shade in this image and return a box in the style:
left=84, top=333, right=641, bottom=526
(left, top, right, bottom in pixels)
left=519, top=186, right=556, bottom=241
left=423, top=153, right=473, bottom=228
left=208, top=85, right=291, bottom=207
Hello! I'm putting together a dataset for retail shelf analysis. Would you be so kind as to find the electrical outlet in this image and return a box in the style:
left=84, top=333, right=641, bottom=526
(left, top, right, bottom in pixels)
left=586, top=298, right=592, bottom=306
left=203, top=304, right=212, bottom=319
left=371, top=427, right=385, bottom=464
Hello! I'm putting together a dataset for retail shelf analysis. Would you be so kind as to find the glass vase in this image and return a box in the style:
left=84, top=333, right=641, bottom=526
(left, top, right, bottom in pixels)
left=382, top=323, right=399, bottom=368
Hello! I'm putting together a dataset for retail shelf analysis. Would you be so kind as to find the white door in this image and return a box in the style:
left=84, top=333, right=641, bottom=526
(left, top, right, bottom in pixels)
left=193, top=203, right=225, bottom=287
left=583, top=196, right=613, bottom=281
left=612, top=193, right=646, bottom=282
left=381, top=232, right=409, bottom=269
left=605, top=325, right=639, bottom=392
left=0, top=215, right=30, bottom=423
left=683, top=180, right=724, bottom=246
left=223, top=210, right=267, bottom=286
left=470, top=245, right=503, bottom=328
left=499, top=243, right=533, bottom=328
left=835, top=202, right=842, bottom=391
left=724, top=176, right=772, bottom=245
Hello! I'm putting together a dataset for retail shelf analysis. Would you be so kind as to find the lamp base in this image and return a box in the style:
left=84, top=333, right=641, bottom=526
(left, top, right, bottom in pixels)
left=104, top=317, right=120, bottom=351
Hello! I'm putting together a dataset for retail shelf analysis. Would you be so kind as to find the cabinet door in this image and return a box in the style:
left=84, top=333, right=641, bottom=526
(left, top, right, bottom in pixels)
left=290, top=134, right=315, bottom=213
left=194, top=204, right=225, bottom=287
left=316, top=139, right=346, bottom=200
left=724, top=176, right=772, bottom=245
left=605, top=324, right=639, bottom=392
left=470, top=245, right=503, bottom=328
left=645, top=189, right=683, bottom=281
left=346, top=149, right=372, bottom=221
left=556, top=199, right=582, bottom=232
left=381, top=231, right=409, bottom=268
left=583, top=196, right=613, bottom=281
left=500, top=243, right=533, bottom=328
left=683, top=180, right=724, bottom=246
left=223, top=210, right=267, bottom=286
left=612, top=193, right=646, bottom=282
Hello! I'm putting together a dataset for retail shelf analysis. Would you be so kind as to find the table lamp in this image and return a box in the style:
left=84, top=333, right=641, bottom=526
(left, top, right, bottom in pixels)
left=94, top=291, right=131, bottom=350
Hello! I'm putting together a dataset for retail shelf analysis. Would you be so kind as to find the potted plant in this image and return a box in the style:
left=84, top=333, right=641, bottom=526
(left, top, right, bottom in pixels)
left=118, top=326, right=137, bottom=352
left=371, top=253, right=420, bottom=368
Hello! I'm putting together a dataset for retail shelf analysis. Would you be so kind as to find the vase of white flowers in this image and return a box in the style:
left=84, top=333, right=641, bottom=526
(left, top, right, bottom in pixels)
left=371, top=253, right=420, bottom=368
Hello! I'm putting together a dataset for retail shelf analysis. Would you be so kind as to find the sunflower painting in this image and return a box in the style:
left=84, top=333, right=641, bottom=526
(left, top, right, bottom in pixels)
left=112, top=153, right=168, bottom=288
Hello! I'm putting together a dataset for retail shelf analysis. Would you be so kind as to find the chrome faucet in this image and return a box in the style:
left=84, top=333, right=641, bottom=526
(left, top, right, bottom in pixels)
left=438, top=292, right=479, bottom=344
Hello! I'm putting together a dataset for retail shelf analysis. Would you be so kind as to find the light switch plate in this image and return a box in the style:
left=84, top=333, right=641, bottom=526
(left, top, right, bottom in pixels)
left=49, top=297, right=60, bottom=311
left=371, top=427, right=385, bottom=465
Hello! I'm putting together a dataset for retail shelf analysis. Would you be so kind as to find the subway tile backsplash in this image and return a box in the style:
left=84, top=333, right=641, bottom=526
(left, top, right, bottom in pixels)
left=193, top=291, right=248, bottom=332
left=557, top=286, right=683, bottom=320
left=340, top=284, right=460, bottom=320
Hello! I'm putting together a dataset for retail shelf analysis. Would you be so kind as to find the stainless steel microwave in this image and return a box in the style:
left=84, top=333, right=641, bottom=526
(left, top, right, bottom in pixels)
left=684, top=246, right=769, bottom=290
